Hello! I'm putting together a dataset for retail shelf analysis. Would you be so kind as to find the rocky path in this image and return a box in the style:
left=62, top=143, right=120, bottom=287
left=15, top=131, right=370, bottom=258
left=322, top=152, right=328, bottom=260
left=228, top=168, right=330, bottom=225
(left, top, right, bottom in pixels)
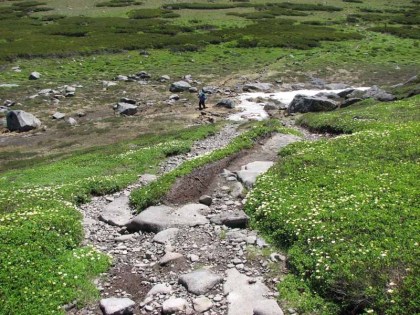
left=71, top=123, right=302, bottom=315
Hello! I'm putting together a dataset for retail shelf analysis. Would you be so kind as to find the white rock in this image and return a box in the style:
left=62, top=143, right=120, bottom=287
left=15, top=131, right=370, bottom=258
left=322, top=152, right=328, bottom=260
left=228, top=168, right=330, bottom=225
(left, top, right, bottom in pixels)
left=99, top=297, right=135, bottom=315
left=162, top=298, right=188, bottom=314
left=193, top=296, right=213, bottom=313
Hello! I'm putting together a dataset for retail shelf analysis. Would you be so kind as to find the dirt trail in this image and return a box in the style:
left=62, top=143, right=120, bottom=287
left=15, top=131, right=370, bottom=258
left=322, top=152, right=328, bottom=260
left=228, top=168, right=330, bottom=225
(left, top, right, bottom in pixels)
left=70, top=121, right=313, bottom=315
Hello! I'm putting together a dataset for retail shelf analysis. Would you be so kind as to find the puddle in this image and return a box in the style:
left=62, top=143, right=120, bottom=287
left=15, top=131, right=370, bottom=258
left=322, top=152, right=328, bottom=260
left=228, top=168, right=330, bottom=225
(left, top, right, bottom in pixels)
left=228, top=87, right=370, bottom=121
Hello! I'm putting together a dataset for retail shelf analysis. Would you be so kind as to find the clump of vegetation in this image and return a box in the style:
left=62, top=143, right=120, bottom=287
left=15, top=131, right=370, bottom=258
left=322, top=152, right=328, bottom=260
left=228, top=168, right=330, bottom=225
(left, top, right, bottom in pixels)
left=246, top=96, right=420, bottom=314
left=127, top=8, right=173, bottom=19
left=0, top=124, right=218, bottom=314
left=369, top=26, right=420, bottom=39
left=96, top=0, right=142, bottom=7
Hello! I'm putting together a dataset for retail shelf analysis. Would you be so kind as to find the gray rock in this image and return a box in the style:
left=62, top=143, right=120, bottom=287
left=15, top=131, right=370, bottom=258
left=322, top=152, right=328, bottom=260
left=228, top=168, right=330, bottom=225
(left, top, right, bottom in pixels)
left=314, top=92, right=340, bottom=100
left=341, top=98, right=362, bottom=108
left=126, top=204, right=210, bottom=233
left=116, top=103, right=138, bottom=116
left=210, top=211, right=249, bottom=228
left=202, top=86, right=218, bottom=94
left=146, top=283, right=173, bottom=296
left=216, top=99, right=236, bottom=109
left=120, top=98, right=136, bottom=105
left=193, top=296, right=213, bottom=313
left=236, top=161, right=274, bottom=188
left=243, top=83, right=272, bottom=92
left=116, top=75, right=128, bottom=81
left=153, top=228, right=180, bottom=244
left=102, top=81, right=117, bottom=88
left=114, top=235, right=133, bottom=242
left=99, top=196, right=132, bottom=227
left=160, top=75, right=171, bottom=82
left=162, top=298, right=188, bottom=314
left=99, top=297, right=135, bottom=315
left=224, top=269, right=282, bottom=315
left=199, top=195, right=212, bottom=206
left=179, top=269, right=223, bottom=295
left=288, top=95, right=338, bottom=114
left=137, top=71, right=151, bottom=79
left=325, top=83, right=349, bottom=90
left=65, top=86, right=76, bottom=93
left=270, top=253, right=286, bottom=262
left=189, top=87, right=198, bottom=93
left=67, top=117, right=78, bottom=126
left=6, top=110, right=41, bottom=132
left=159, top=252, right=184, bottom=265
left=170, top=81, right=191, bottom=92
left=230, top=182, right=245, bottom=199
left=253, top=300, right=284, bottom=315
left=364, top=86, right=396, bottom=102
left=256, top=237, right=268, bottom=248
left=169, top=94, right=180, bottom=100
left=337, top=88, right=355, bottom=98
left=189, top=254, right=200, bottom=262
left=29, top=72, right=41, bottom=80
left=0, top=84, right=19, bottom=88
left=226, top=230, right=248, bottom=242
left=139, top=174, right=157, bottom=184
left=52, top=112, right=66, bottom=120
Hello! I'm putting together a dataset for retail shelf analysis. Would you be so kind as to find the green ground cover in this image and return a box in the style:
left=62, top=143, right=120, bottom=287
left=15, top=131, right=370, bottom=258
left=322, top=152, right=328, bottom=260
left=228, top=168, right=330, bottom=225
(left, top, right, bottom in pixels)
left=0, top=123, right=218, bottom=315
left=245, top=96, right=420, bottom=314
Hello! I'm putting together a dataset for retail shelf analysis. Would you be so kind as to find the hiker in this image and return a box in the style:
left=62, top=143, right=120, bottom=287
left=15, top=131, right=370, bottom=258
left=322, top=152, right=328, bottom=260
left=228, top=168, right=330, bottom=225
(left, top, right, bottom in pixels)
left=198, top=89, right=207, bottom=110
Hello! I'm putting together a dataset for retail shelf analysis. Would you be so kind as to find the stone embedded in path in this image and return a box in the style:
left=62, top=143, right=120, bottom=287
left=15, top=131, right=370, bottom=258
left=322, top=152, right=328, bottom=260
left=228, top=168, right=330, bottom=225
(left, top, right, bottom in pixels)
left=153, top=228, right=180, bottom=244
left=99, top=297, right=135, bottom=315
left=210, top=211, right=249, bottom=228
left=162, top=298, right=188, bottom=314
left=126, top=203, right=210, bottom=233
left=99, top=196, right=132, bottom=227
left=224, top=268, right=283, bottom=315
left=146, top=283, right=173, bottom=296
left=199, top=195, right=212, bottom=206
left=179, top=269, right=223, bottom=295
left=139, top=173, right=157, bottom=185
left=159, top=252, right=184, bottom=265
left=193, top=296, right=213, bottom=313
left=236, top=161, right=274, bottom=188
left=6, top=110, right=41, bottom=132
left=253, top=300, right=284, bottom=315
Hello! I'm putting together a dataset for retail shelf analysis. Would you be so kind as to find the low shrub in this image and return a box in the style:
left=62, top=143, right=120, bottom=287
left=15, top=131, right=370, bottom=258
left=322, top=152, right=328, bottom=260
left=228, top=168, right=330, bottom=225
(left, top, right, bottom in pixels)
left=246, top=96, right=420, bottom=314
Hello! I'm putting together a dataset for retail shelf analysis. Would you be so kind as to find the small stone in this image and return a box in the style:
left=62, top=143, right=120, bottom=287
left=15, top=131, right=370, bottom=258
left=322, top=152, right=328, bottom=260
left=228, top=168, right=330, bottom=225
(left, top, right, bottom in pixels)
left=189, top=254, right=200, bottom=262
left=159, top=252, right=183, bottom=265
left=99, top=297, right=135, bottom=315
left=146, top=283, right=173, bottom=296
left=199, top=195, right=212, bottom=206
left=193, top=296, right=213, bottom=313
left=162, top=298, right=187, bottom=314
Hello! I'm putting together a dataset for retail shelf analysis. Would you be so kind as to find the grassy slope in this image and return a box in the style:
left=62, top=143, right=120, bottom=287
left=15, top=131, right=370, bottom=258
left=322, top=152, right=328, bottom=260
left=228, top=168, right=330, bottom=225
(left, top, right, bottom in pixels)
left=0, top=124, right=218, bottom=315
left=245, top=96, right=420, bottom=314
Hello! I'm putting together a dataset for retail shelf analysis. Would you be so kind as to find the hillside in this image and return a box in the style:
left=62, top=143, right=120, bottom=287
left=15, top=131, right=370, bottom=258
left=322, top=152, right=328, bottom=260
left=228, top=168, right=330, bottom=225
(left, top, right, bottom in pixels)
left=0, top=1, right=419, bottom=315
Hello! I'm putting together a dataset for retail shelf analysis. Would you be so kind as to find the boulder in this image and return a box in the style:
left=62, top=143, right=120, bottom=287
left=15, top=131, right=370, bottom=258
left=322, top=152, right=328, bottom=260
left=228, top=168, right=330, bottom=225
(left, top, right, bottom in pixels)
left=170, top=81, right=191, bottom=92
left=126, top=203, right=209, bottom=233
left=363, top=86, right=396, bottom=102
left=202, top=86, right=218, bottom=94
left=99, top=196, right=132, bottom=227
left=210, top=211, right=249, bottom=228
left=341, top=98, right=362, bottom=108
left=287, top=95, right=338, bottom=114
left=115, top=103, right=138, bottom=116
left=29, top=72, right=41, bottom=80
left=179, top=269, right=223, bottom=295
left=6, top=110, right=41, bottom=132
left=52, top=112, right=66, bottom=120
left=216, top=99, right=236, bottom=109
left=243, top=83, right=272, bottom=92
left=189, top=87, right=198, bottom=93
left=99, top=297, right=135, bottom=315
left=337, top=88, right=355, bottom=98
